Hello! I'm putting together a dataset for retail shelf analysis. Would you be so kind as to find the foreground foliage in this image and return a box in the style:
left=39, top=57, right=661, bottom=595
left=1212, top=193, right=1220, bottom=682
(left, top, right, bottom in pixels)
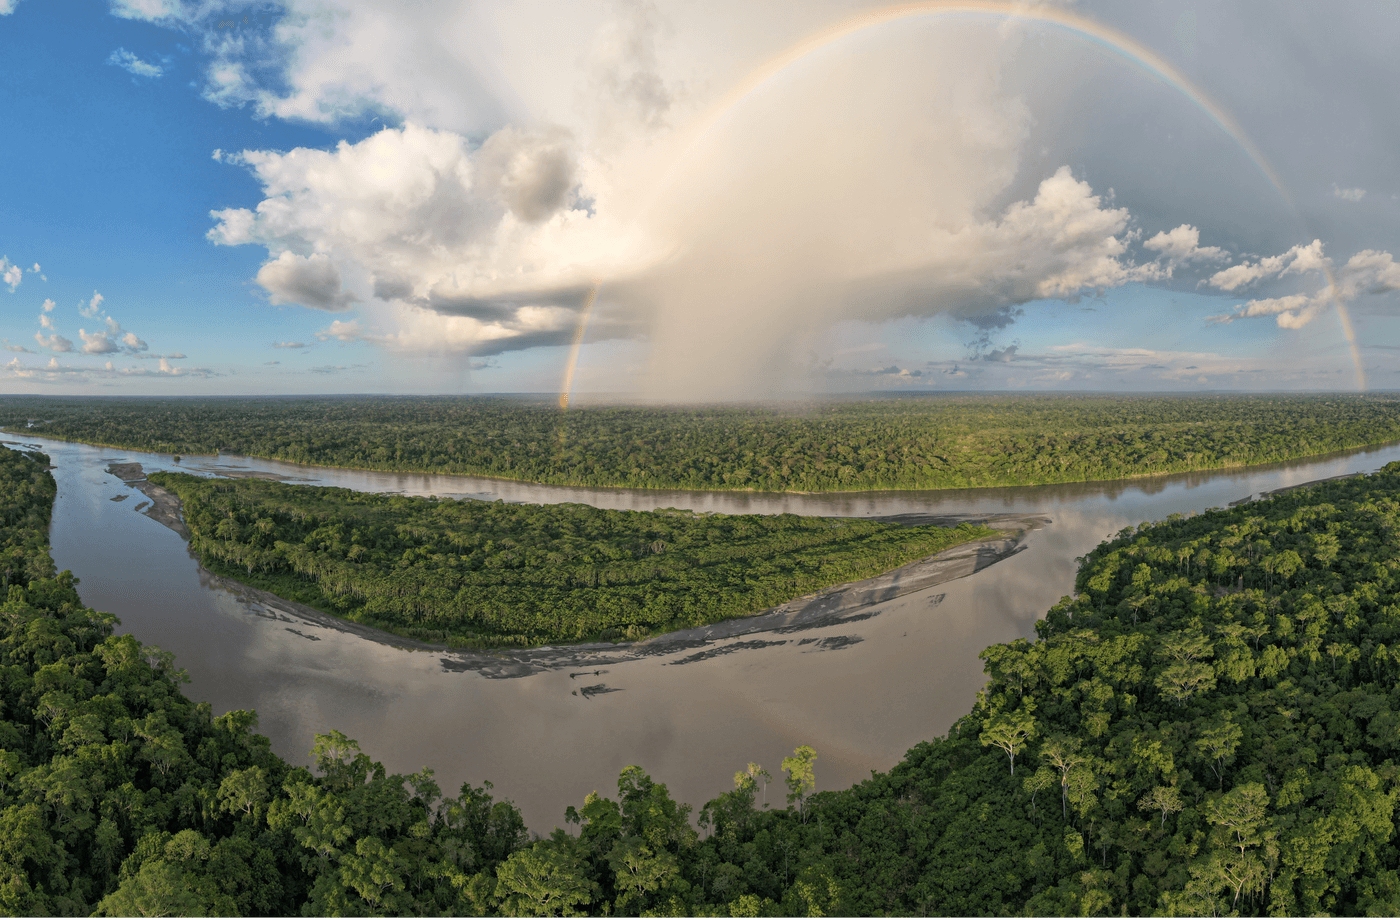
left=6, top=392, right=1400, bottom=491
left=6, top=443, right=1400, bottom=915
left=147, top=471, right=986, bottom=646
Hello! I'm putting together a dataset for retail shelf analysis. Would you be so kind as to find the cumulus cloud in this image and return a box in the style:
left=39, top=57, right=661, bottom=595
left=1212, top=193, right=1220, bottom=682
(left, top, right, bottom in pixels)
left=1, top=355, right=217, bottom=382
left=80, top=291, right=105, bottom=318
left=316, top=319, right=365, bottom=342
left=142, top=0, right=1393, bottom=398
left=203, top=20, right=1226, bottom=397
left=41, top=298, right=54, bottom=312
left=477, top=127, right=577, bottom=223
left=108, top=0, right=186, bottom=23
left=255, top=252, right=356, bottom=311
left=1208, top=240, right=1329, bottom=292
left=1, top=258, right=21, bottom=292
left=1333, top=183, right=1366, bottom=202
left=1143, top=224, right=1226, bottom=265
left=2, top=339, right=31, bottom=353
left=208, top=122, right=639, bottom=352
left=108, top=48, right=165, bottom=78
left=34, top=332, right=73, bottom=353
left=0, top=1, right=18, bottom=15
left=77, top=318, right=151, bottom=355
left=1209, top=243, right=1400, bottom=329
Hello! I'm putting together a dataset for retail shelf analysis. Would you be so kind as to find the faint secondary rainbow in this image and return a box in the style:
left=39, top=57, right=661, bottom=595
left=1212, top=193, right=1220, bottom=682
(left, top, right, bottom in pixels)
left=559, top=0, right=1363, bottom=404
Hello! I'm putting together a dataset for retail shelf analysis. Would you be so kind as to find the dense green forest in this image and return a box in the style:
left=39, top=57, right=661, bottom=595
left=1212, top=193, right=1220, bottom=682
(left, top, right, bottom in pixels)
left=5, top=392, right=1400, bottom=491
left=145, top=471, right=987, bottom=647
left=7, top=445, right=1400, bottom=914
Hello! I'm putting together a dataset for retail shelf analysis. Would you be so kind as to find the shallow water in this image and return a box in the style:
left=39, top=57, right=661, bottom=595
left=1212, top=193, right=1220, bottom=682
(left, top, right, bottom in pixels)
left=10, top=434, right=1400, bottom=831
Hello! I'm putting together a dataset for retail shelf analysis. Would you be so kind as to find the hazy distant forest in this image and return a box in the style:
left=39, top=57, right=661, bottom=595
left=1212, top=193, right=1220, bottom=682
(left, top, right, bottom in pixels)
left=4, top=392, right=1400, bottom=490
left=4, top=426, right=1400, bottom=914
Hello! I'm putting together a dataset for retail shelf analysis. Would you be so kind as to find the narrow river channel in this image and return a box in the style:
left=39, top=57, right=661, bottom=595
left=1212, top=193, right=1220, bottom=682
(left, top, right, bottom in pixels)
left=9, top=433, right=1400, bottom=832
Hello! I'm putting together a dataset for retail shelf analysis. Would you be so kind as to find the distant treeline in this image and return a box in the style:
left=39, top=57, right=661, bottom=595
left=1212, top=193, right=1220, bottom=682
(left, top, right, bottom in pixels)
left=5, top=392, right=1400, bottom=491
left=5, top=446, right=1400, bottom=914
left=147, top=471, right=987, bottom=647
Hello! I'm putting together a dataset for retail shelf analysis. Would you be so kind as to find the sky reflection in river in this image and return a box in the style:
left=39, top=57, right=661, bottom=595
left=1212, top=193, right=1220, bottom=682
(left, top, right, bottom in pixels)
left=11, top=434, right=1400, bottom=831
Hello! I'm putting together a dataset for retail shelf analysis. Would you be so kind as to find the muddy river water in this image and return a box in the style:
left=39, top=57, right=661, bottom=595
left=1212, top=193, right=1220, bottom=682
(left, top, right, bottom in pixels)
left=10, top=433, right=1400, bottom=832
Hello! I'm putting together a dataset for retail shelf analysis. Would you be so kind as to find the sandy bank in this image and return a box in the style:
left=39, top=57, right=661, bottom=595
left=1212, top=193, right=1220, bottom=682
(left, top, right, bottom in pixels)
left=1230, top=471, right=1366, bottom=506
left=107, top=460, right=1047, bottom=678
left=108, top=462, right=190, bottom=539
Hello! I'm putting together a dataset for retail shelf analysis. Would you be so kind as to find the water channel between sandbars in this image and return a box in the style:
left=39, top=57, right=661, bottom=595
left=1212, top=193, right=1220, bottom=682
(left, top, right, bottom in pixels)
left=12, top=432, right=1400, bottom=833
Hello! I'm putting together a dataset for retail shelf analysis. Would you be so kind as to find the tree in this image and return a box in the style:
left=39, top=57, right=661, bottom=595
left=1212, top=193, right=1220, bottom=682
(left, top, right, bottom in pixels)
left=218, top=766, right=269, bottom=820
left=1040, top=734, right=1089, bottom=819
left=1205, top=783, right=1272, bottom=858
left=980, top=706, right=1037, bottom=776
left=607, top=835, right=679, bottom=914
left=1155, top=661, right=1217, bottom=705
left=1137, top=785, right=1184, bottom=829
left=782, top=746, right=818, bottom=821
left=494, top=837, right=596, bottom=917
left=1194, top=718, right=1243, bottom=790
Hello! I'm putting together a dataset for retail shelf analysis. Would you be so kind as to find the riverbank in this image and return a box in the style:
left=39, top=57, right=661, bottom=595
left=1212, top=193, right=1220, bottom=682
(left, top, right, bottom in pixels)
left=110, top=460, right=1046, bottom=677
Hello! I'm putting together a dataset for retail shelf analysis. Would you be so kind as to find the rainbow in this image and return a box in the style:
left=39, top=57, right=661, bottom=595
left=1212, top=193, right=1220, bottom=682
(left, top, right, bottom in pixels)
left=558, top=1, right=1364, bottom=405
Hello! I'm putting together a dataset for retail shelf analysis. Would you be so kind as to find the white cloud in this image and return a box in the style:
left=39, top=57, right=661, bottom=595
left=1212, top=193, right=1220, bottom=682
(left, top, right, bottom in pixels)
left=2, top=339, right=31, bottom=353
left=78, top=318, right=151, bottom=355
left=1143, top=224, right=1226, bottom=265
left=1207, top=240, right=1329, bottom=292
left=160, top=0, right=1390, bottom=398
left=1209, top=244, right=1400, bottom=329
left=1, top=258, right=21, bottom=292
left=315, top=319, right=366, bottom=342
left=80, top=291, right=105, bottom=318
left=0, top=0, right=18, bottom=15
left=108, top=48, right=165, bottom=78
left=1, top=356, right=217, bottom=382
left=41, top=298, right=54, bottom=312
left=78, top=329, right=121, bottom=355
left=271, top=341, right=307, bottom=349
left=982, top=167, right=1170, bottom=300
left=1333, top=183, right=1366, bottom=202
left=255, top=252, right=356, bottom=311
left=108, top=0, right=188, bottom=24
left=34, top=331, right=73, bottom=353
left=209, top=122, right=633, bottom=344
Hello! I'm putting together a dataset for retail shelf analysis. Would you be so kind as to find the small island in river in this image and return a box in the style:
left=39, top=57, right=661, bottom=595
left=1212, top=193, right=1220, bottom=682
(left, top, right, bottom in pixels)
left=108, top=461, right=1042, bottom=655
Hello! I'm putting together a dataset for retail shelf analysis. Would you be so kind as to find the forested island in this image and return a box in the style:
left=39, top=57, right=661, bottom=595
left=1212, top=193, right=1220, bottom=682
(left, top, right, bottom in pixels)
left=5, top=392, right=1400, bottom=491
left=142, top=471, right=989, bottom=647
left=5, top=441, right=1400, bottom=914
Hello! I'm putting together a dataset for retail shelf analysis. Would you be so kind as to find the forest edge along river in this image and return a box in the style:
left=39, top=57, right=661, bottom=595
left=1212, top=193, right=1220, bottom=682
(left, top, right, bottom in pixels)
left=10, top=431, right=1400, bottom=832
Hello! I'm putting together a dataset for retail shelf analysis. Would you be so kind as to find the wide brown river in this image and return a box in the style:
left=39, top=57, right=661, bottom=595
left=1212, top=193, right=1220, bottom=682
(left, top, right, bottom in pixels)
left=10, top=433, right=1400, bottom=831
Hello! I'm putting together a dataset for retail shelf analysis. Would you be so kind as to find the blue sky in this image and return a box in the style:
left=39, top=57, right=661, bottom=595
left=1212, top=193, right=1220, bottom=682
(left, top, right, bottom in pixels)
left=2, top=1, right=1398, bottom=397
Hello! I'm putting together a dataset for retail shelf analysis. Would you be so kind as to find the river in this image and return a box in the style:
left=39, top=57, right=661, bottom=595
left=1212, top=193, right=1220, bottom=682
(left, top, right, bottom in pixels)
left=9, top=433, right=1400, bottom=832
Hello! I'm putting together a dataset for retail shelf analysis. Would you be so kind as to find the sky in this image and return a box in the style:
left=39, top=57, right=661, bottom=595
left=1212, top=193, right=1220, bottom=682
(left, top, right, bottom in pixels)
left=2, top=0, right=1399, bottom=399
